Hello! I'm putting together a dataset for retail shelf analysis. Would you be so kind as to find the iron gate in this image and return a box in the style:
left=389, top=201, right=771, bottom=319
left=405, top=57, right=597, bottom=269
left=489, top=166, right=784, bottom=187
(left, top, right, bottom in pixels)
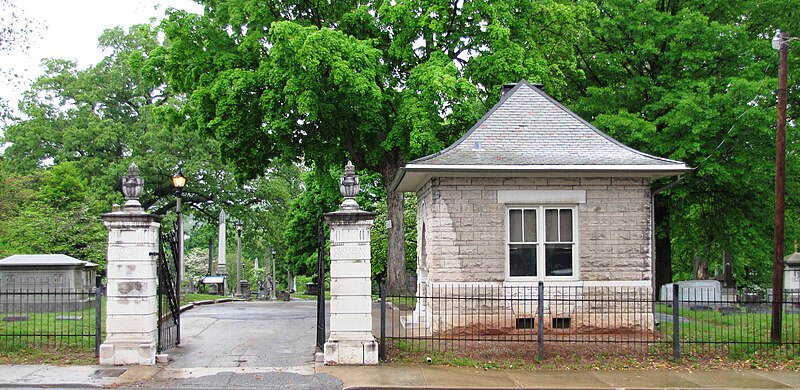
left=316, top=218, right=326, bottom=350
left=157, top=228, right=180, bottom=353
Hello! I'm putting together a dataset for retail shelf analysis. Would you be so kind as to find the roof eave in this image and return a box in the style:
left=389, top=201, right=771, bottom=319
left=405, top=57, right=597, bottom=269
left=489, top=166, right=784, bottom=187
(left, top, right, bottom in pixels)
left=392, top=164, right=694, bottom=193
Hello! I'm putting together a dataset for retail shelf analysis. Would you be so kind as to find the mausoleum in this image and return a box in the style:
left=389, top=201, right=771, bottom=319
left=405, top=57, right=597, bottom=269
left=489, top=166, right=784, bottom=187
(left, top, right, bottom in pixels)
left=0, top=254, right=98, bottom=292
left=0, top=254, right=99, bottom=313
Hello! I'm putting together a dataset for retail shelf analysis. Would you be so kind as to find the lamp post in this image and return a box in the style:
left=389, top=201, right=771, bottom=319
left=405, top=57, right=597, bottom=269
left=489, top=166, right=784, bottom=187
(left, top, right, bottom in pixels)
left=236, top=221, right=243, bottom=297
left=772, top=29, right=789, bottom=342
left=171, top=169, right=186, bottom=298
left=271, top=248, right=277, bottom=300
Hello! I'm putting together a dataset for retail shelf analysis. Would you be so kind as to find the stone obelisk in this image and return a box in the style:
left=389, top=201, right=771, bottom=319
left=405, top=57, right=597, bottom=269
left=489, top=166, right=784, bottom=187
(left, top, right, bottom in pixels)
left=217, top=209, right=228, bottom=295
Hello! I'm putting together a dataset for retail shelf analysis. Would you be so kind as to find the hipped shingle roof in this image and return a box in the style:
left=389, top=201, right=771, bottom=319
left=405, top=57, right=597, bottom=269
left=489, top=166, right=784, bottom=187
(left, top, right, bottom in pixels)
left=392, top=80, right=691, bottom=192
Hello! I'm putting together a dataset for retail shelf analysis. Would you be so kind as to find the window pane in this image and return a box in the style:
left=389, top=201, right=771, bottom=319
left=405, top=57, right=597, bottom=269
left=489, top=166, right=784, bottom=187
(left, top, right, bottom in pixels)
left=509, top=244, right=537, bottom=276
left=545, top=244, right=573, bottom=276
left=545, top=209, right=558, bottom=242
left=523, top=209, right=537, bottom=242
left=509, top=209, right=522, bottom=242
left=559, top=209, right=573, bottom=242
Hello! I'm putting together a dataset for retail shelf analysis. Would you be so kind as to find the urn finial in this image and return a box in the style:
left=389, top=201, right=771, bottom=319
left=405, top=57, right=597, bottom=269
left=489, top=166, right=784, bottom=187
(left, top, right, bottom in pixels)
left=121, top=163, right=144, bottom=209
left=339, top=161, right=360, bottom=211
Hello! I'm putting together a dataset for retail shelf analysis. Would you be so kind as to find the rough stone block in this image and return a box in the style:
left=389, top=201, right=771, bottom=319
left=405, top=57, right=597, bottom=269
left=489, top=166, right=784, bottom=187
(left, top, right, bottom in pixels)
left=104, top=312, right=157, bottom=333
left=330, top=313, right=372, bottom=333
left=330, top=295, right=372, bottom=312
left=363, top=341, right=379, bottom=365
left=329, top=261, right=371, bottom=278
left=580, top=177, right=611, bottom=186
left=99, top=344, right=115, bottom=365
left=323, top=341, right=339, bottom=364
left=438, top=177, right=473, bottom=185
left=105, top=298, right=157, bottom=316
left=330, top=244, right=371, bottom=260
left=440, top=190, right=462, bottom=199
left=612, top=177, right=646, bottom=186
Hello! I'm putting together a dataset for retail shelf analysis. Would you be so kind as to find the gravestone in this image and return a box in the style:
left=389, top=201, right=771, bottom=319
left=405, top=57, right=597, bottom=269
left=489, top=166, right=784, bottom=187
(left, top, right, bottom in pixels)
left=660, top=280, right=723, bottom=304
left=784, top=246, right=800, bottom=293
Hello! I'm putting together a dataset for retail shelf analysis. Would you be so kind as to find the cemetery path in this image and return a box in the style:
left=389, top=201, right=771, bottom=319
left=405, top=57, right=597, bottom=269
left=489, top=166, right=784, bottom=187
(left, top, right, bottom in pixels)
left=135, top=300, right=342, bottom=389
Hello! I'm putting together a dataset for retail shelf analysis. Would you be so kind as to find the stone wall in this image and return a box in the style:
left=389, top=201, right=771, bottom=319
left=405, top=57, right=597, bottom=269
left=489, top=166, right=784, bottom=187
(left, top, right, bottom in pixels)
left=417, top=176, right=652, bottom=283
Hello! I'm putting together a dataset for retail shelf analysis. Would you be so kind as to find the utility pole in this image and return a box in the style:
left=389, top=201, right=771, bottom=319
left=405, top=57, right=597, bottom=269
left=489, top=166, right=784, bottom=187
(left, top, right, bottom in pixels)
left=772, top=29, right=788, bottom=343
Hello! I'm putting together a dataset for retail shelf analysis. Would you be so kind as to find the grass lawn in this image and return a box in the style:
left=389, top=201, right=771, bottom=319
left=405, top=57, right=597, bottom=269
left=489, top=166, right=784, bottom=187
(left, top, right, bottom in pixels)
left=0, top=296, right=104, bottom=365
left=655, top=303, right=800, bottom=356
left=181, top=293, right=227, bottom=305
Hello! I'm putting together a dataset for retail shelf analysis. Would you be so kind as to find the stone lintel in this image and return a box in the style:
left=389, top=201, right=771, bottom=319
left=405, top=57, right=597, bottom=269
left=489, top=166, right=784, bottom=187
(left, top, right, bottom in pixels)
left=324, top=210, right=376, bottom=224
left=102, top=211, right=162, bottom=224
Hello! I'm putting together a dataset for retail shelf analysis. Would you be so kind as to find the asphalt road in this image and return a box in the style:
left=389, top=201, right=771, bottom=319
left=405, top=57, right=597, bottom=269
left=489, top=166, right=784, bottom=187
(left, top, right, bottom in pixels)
left=132, top=300, right=343, bottom=389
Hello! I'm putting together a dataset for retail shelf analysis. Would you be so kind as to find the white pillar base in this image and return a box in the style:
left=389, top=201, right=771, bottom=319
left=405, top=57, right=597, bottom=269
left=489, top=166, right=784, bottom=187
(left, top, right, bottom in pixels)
left=323, top=339, right=378, bottom=365
left=99, top=341, right=156, bottom=366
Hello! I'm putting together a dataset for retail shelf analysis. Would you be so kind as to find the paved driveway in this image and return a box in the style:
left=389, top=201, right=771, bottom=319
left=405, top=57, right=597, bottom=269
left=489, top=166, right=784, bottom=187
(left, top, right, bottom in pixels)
left=137, top=300, right=342, bottom=389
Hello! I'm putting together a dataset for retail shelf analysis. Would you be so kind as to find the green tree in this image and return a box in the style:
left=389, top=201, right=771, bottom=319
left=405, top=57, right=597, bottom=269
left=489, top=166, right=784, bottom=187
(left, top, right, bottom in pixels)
left=155, top=0, right=593, bottom=290
left=564, top=0, right=798, bottom=289
left=1, top=24, right=302, bottom=271
left=283, top=167, right=339, bottom=278
left=0, top=162, right=107, bottom=265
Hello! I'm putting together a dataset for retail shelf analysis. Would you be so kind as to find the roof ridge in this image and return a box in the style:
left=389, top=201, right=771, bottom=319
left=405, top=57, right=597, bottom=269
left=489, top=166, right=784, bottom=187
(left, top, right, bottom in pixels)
left=409, top=80, right=533, bottom=164
left=530, top=82, right=687, bottom=166
left=409, top=79, right=687, bottom=167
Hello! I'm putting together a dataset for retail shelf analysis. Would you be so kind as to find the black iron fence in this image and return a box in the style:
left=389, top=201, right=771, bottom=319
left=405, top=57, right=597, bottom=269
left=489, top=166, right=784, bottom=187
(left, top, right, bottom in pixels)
left=0, top=276, right=103, bottom=356
left=379, top=282, right=800, bottom=361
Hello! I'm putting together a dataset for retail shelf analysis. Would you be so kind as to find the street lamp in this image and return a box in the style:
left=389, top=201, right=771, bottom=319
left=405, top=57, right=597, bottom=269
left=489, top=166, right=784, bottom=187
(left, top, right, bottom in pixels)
left=171, top=169, right=186, bottom=297
left=236, top=221, right=243, bottom=297
left=271, top=248, right=277, bottom=300
left=772, top=29, right=789, bottom=342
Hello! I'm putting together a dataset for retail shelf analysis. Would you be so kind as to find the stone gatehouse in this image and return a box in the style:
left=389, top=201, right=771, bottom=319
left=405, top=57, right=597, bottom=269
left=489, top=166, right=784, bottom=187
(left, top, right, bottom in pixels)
left=391, top=80, right=691, bottom=334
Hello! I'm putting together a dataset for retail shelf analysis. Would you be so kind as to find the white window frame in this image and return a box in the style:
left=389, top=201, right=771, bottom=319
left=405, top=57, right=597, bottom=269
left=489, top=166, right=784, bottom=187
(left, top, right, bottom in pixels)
left=499, top=190, right=584, bottom=282
left=506, top=205, right=579, bottom=281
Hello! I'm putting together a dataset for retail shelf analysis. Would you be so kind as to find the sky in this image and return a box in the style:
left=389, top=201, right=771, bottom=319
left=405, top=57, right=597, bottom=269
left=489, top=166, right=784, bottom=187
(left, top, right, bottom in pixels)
left=1, top=0, right=203, bottom=111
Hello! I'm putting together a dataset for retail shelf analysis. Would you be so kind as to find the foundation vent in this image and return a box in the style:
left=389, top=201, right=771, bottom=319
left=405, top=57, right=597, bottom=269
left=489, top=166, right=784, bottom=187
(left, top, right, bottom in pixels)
left=515, top=317, right=535, bottom=329
left=552, top=317, right=571, bottom=329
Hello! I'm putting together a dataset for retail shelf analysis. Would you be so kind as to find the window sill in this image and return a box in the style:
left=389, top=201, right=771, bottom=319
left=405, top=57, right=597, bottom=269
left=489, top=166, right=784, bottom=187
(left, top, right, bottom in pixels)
left=503, top=278, right=583, bottom=287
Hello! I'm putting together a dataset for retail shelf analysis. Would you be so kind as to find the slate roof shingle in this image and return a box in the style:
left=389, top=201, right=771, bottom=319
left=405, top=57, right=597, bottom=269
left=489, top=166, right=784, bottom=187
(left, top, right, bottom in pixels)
left=392, top=80, right=691, bottom=192
left=413, top=80, right=686, bottom=167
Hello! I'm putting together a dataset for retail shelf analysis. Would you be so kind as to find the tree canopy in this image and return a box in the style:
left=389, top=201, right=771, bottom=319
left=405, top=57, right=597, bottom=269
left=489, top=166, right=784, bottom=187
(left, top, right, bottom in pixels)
left=1, top=0, right=798, bottom=292
left=154, top=0, right=594, bottom=289
left=563, top=0, right=800, bottom=288
left=0, top=24, right=301, bottom=270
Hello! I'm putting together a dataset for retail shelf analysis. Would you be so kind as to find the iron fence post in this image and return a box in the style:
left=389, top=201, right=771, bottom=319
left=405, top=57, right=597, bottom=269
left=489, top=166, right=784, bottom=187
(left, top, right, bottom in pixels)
left=672, top=283, right=680, bottom=360
left=95, top=275, right=102, bottom=357
left=174, top=229, right=181, bottom=346
left=538, top=281, right=544, bottom=361
left=380, top=280, right=386, bottom=361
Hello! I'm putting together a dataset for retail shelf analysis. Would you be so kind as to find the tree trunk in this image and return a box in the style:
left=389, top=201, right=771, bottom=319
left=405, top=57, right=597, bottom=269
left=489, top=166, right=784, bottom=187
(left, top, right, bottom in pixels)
left=386, top=187, right=406, bottom=292
left=654, top=196, right=672, bottom=298
left=380, top=155, right=407, bottom=293
left=692, top=243, right=711, bottom=280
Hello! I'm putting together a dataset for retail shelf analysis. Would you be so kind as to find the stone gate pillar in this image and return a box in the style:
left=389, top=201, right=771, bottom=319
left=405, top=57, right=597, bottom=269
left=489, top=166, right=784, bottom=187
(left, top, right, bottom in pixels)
left=99, top=163, right=162, bottom=365
left=323, top=162, right=378, bottom=365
